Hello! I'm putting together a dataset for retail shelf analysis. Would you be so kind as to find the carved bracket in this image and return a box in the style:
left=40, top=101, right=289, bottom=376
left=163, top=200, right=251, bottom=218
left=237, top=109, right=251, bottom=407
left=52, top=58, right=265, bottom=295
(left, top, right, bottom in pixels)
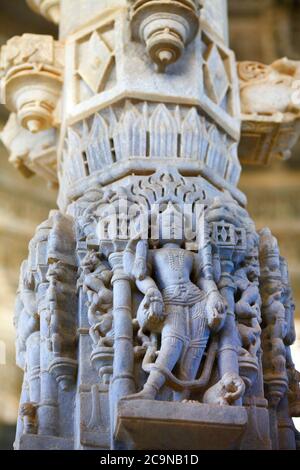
left=238, top=59, right=300, bottom=165
left=130, top=0, right=200, bottom=72
left=0, top=34, right=64, bottom=133
left=1, top=113, right=58, bottom=184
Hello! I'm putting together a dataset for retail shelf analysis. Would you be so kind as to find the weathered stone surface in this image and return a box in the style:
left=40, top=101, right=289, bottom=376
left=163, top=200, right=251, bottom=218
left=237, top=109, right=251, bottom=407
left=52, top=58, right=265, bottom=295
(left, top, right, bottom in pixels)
left=0, top=34, right=64, bottom=134
left=238, top=59, right=300, bottom=165
left=0, top=0, right=299, bottom=451
left=18, top=434, right=73, bottom=450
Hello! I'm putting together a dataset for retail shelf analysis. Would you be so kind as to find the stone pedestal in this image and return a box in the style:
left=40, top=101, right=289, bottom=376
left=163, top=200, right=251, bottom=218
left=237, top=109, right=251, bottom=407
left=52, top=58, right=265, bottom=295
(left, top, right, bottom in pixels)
left=116, top=400, right=248, bottom=450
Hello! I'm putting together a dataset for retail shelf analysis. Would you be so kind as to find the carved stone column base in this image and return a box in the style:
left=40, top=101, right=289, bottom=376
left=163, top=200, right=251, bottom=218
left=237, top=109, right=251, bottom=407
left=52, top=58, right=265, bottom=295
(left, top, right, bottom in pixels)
left=116, top=400, right=248, bottom=450
left=16, top=434, right=74, bottom=450
left=240, top=406, right=272, bottom=450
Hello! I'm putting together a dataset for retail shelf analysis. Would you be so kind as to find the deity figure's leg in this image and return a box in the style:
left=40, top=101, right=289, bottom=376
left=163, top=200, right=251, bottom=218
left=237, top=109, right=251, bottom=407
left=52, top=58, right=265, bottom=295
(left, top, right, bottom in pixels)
left=140, top=336, right=184, bottom=400
left=127, top=306, right=185, bottom=400
left=174, top=304, right=210, bottom=401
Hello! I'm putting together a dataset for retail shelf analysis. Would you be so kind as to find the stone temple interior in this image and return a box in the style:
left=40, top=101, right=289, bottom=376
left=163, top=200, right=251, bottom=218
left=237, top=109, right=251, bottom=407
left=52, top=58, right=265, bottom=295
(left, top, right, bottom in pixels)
left=0, top=0, right=299, bottom=449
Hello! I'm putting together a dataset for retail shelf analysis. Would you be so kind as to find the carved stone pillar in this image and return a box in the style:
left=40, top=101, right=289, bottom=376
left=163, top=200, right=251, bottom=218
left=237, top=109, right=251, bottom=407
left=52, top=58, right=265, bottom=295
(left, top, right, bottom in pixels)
left=1, top=0, right=300, bottom=451
left=218, top=256, right=241, bottom=397
left=108, top=251, right=135, bottom=447
left=38, top=282, right=59, bottom=437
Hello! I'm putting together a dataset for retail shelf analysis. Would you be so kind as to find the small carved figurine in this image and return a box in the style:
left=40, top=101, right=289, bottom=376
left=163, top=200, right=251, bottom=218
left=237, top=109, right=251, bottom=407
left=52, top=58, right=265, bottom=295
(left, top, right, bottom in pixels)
left=79, top=250, right=114, bottom=347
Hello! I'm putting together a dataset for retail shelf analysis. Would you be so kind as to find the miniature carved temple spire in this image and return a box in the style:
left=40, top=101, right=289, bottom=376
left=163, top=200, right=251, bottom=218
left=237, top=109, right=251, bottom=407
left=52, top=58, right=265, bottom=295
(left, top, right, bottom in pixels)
left=0, top=0, right=300, bottom=451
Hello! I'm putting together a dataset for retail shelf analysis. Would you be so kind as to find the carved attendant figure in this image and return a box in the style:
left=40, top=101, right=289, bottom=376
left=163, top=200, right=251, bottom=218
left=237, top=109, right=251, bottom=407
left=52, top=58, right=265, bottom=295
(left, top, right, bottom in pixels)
left=79, top=250, right=114, bottom=347
left=14, top=261, right=39, bottom=369
left=235, top=243, right=262, bottom=359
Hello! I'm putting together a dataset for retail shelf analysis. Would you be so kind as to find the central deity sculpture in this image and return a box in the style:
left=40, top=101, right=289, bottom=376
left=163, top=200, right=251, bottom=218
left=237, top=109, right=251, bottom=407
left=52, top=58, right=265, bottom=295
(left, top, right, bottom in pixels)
left=123, top=213, right=243, bottom=403
left=1, top=0, right=300, bottom=451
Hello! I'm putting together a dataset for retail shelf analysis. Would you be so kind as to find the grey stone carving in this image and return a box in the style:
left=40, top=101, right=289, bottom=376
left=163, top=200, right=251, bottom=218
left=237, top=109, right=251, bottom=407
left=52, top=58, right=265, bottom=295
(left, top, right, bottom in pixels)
left=1, top=0, right=299, bottom=451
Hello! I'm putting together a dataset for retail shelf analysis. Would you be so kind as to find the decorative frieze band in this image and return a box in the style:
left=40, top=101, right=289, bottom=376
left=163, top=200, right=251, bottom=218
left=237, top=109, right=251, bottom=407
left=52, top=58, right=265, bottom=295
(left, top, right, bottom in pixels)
left=60, top=101, right=241, bottom=203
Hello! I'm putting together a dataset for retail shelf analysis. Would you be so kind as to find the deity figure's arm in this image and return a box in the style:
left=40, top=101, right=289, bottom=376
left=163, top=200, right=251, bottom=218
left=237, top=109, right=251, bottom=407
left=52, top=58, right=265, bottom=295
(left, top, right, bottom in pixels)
left=194, top=231, right=226, bottom=332
left=124, top=239, right=164, bottom=326
left=124, top=238, right=148, bottom=281
left=195, top=219, right=221, bottom=292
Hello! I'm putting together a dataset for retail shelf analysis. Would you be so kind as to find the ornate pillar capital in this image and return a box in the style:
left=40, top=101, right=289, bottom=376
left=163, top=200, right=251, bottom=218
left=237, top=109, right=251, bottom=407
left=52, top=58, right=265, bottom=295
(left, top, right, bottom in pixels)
left=0, top=33, right=64, bottom=133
